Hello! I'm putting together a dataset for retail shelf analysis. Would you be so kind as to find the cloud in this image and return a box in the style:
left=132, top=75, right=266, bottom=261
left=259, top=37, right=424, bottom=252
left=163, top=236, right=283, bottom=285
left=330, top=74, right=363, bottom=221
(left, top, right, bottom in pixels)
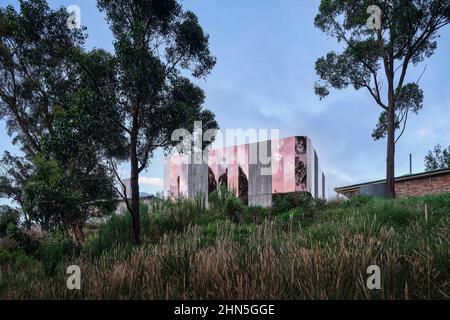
left=139, top=177, right=163, bottom=188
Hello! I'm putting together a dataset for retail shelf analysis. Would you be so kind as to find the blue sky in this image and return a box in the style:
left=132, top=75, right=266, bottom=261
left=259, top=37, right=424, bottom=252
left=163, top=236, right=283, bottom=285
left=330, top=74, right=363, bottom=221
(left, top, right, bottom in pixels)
left=2, top=0, right=450, bottom=201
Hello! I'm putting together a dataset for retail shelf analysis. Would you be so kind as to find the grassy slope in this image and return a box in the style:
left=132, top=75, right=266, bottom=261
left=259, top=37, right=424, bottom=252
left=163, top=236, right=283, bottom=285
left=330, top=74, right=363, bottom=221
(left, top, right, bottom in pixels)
left=1, top=194, right=449, bottom=299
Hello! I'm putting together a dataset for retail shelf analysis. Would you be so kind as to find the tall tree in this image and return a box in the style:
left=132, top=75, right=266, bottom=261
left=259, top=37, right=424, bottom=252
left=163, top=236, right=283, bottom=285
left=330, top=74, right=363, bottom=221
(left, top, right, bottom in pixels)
left=314, top=0, right=450, bottom=197
left=97, top=0, right=218, bottom=245
left=425, top=144, right=450, bottom=170
left=0, top=1, right=127, bottom=239
left=0, top=0, right=85, bottom=155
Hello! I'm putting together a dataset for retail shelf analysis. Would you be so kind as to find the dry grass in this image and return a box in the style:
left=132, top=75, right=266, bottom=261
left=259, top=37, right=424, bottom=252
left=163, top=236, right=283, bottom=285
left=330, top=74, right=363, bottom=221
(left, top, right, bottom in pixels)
left=1, top=194, right=449, bottom=299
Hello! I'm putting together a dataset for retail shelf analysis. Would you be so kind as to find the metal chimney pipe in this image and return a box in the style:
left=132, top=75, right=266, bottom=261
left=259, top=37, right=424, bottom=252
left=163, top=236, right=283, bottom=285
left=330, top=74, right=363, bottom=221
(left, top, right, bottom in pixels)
left=409, top=153, right=412, bottom=174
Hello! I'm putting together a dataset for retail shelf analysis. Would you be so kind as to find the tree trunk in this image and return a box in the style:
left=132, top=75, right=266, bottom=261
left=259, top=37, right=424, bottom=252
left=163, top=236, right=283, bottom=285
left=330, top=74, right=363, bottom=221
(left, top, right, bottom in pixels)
left=71, top=224, right=85, bottom=244
left=386, top=95, right=396, bottom=198
left=130, top=113, right=141, bottom=246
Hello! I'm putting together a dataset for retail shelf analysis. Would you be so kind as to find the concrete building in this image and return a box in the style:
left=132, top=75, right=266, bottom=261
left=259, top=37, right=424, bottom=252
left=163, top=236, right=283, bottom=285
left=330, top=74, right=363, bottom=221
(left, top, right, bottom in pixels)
left=163, top=136, right=326, bottom=207
left=335, top=167, right=450, bottom=198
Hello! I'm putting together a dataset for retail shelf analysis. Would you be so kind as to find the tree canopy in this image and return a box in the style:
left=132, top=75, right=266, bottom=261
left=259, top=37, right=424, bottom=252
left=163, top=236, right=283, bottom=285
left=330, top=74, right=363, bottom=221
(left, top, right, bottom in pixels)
left=314, top=0, right=450, bottom=196
left=97, top=0, right=218, bottom=244
left=0, top=1, right=128, bottom=242
left=425, top=144, right=450, bottom=171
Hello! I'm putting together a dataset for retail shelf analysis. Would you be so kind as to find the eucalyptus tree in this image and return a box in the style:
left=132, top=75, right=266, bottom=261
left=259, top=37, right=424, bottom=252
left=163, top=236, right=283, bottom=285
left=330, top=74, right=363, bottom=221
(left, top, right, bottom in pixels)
left=425, top=144, right=450, bottom=170
left=97, top=0, right=218, bottom=244
left=0, top=1, right=126, bottom=241
left=314, top=0, right=450, bottom=197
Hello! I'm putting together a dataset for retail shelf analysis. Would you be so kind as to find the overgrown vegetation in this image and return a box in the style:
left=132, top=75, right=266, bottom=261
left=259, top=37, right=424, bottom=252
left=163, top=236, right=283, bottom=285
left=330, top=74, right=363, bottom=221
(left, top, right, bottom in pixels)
left=1, top=193, right=449, bottom=299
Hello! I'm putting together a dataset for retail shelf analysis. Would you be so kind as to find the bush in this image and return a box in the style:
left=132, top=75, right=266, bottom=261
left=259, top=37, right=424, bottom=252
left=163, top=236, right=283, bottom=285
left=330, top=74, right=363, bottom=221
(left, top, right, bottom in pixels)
left=209, top=184, right=233, bottom=210
left=39, top=234, right=78, bottom=276
left=0, top=206, right=20, bottom=237
left=346, top=195, right=374, bottom=208
left=278, top=208, right=304, bottom=222
left=86, top=213, right=133, bottom=256
left=242, top=206, right=273, bottom=224
left=272, top=192, right=316, bottom=215
left=224, top=196, right=244, bottom=222
left=5, top=223, right=40, bottom=256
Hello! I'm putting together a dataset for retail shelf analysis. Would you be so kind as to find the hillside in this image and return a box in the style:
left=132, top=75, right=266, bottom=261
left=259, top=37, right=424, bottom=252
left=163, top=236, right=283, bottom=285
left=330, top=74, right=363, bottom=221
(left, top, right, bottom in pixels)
left=1, top=192, right=449, bottom=299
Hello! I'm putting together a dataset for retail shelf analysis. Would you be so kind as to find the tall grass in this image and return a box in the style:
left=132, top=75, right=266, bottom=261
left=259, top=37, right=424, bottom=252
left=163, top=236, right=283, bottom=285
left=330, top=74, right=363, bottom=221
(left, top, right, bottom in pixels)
left=0, top=193, right=449, bottom=299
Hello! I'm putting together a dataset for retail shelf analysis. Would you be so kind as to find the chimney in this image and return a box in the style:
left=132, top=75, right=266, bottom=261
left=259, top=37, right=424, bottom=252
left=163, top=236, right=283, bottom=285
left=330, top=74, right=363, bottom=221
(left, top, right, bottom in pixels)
left=409, top=153, right=412, bottom=174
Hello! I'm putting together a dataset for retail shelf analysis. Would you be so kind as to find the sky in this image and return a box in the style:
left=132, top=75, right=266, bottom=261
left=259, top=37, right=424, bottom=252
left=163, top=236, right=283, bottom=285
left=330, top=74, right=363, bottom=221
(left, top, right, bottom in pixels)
left=1, top=0, right=450, bottom=202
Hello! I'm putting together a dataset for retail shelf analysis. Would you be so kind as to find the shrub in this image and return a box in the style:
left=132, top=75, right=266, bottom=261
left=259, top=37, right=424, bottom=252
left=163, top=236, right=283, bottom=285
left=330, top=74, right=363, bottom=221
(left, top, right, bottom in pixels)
left=0, top=206, right=20, bottom=237
left=224, top=196, right=244, bottom=222
left=242, top=206, right=273, bottom=224
left=209, top=184, right=233, bottom=210
left=272, top=191, right=316, bottom=215
left=278, top=208, right=304, bottom=222
left=5, top=223, right=40, bottom=256
left=346, top=194, right=374, bottom=208
left=86, top=213, right=133, bottom=256
left=39, top=234, right=78, bottom=276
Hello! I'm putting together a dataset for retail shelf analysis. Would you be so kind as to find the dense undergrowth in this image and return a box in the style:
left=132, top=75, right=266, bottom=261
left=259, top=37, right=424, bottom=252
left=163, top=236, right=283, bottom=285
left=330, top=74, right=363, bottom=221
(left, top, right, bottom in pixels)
left=0, top=192, right=449, bottom=299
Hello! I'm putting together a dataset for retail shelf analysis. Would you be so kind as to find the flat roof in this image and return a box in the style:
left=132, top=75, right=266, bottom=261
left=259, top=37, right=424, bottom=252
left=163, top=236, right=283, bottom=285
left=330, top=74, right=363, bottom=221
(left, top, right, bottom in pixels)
left=335, top=167, right=450, bottom=193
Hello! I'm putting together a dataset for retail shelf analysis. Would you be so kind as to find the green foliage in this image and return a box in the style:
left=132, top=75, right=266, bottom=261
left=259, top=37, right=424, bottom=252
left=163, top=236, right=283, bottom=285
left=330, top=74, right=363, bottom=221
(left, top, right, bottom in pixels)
left=223, top=196, right=244, bottom=222
left=0, top=1, right=123, bottom=240
left=345, top=194, right=374, bottom=208
left=272, top=191, right=316, bottom=215
left=1, top=192, right=450, bottom=299
left=39, top=234, right=78, bottom=277
left=0, top=205, right=20, bottom=237
left=313, top=0, right=450, bottom=197
left=278, top=208, right=304, bottom=222
left=209, top=184, right=233, bottom=210
left=87, top=214, right=133, bottom=256
left=96, top=0, right=219, bottom=244
left=6, top=224, right=40, bottom=256
left=313, top=0, right=445, bottom=140
left=0, top=0, right=86, bottom=153
left=241, top=206, right=273, bottom=224
left=425, top=144, right=450, bottom=171
left=23, top=156, right=83, bottom=229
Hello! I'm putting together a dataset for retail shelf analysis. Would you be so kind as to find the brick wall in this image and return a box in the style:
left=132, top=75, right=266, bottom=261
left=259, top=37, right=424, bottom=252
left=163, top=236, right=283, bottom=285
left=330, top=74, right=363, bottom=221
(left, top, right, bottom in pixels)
left=395, top=172, right=450, bottom=197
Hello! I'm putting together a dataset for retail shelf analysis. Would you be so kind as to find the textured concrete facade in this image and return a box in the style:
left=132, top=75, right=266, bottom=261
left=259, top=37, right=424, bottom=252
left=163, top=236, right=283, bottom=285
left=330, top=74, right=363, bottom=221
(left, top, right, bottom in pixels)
left=164, top=136, right=326, bottom=207
left=248, top=141, right=273, bottom=207
left=188, top=153, right=209, bottom=202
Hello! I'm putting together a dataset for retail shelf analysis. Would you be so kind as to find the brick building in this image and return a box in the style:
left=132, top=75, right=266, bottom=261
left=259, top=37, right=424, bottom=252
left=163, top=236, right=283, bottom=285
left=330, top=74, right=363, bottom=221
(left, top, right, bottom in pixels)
left=335, top=167, right=450, bottom=198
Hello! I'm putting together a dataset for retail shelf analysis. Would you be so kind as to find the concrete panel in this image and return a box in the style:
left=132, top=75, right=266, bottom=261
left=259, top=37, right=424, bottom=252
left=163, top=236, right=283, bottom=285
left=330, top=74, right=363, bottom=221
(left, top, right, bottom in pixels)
left=322, top=172, right=326, bottom=199
left=248, top=141, right=272, bottom=207
left=188, top=153, right=208, bottom=203
left=306, top=138, right=313, bottom=195
left=314, top=150, right=319, bottom=198
left=163, top=159, right=170, bottom=198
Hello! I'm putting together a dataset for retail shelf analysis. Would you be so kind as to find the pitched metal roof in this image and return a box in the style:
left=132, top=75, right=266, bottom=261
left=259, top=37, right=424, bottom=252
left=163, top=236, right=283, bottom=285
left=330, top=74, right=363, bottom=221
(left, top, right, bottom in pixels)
left=335, top=167, right=450, bottom=194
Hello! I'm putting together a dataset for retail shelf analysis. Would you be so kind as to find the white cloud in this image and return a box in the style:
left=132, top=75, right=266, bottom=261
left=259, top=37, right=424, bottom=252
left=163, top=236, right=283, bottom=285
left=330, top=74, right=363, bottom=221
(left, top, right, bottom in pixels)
left=139, top=177, right=163, bottom=188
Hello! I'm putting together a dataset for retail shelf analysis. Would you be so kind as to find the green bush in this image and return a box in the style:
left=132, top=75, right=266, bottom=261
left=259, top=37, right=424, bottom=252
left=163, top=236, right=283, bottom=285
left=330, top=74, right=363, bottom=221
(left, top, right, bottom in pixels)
left=209, top=184, right=233, bottom=210
left=39, top=234, right=78, bottom=277
left=272, top=191, right=316, bottom=215
left=224, top=196, right=244, bottom=222
left=5, top=223, right=40, bottom=256
left=346, top=194, right=374, bottom=208
left=242, top=206, right=273, bottom=224
left=278, top=208, right=304, bottom=222
left=0, top=206, right=20, bottom=237
left=86, top=213, right=133, bottom=256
